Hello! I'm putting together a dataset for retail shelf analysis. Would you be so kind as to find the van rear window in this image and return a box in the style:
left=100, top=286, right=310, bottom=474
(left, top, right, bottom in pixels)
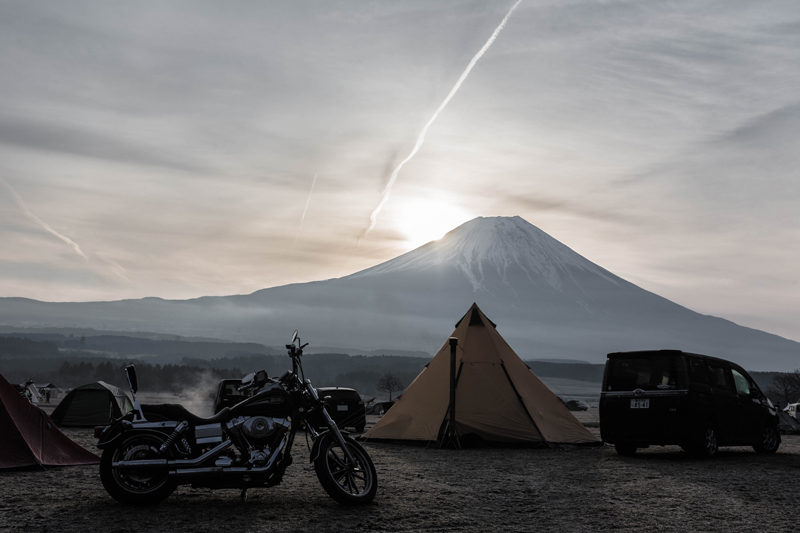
left=320, top=390, right=361, bottom=402
left=605, top=355, right=685, bottom=391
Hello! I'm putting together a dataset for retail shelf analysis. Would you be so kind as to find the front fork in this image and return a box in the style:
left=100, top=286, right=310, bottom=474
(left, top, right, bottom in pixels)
left=305, top=379, right=357, bottom=465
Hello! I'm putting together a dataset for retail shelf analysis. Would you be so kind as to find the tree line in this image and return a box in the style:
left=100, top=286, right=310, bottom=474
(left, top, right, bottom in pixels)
left=5, top=332, right=800, bottom=406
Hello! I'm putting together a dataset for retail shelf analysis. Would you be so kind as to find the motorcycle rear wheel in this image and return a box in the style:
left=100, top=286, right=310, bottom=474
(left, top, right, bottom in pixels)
left=314, top=435, right=377, bottom=505
left=100, top=432, right=176, bottom=505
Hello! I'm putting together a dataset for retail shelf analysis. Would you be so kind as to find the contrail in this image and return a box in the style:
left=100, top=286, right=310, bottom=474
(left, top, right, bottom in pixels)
left=1, top=177, right=88, bottom=260
left=364, top=0, right=523, bottom=235
left=294, top=173, right=318, bottom=245
left=96, top=253, right=131, bottom=282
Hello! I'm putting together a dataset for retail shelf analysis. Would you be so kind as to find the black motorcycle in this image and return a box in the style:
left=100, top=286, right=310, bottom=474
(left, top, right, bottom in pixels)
left=96, top=330, right=377, bottom=505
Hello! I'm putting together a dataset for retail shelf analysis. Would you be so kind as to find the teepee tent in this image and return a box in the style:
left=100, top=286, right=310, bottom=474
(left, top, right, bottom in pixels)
left=363, top=303, right=599, bottom=445
left=51, top=381, right=132, bottom=427
left=0, top=374, right=99, bottom=469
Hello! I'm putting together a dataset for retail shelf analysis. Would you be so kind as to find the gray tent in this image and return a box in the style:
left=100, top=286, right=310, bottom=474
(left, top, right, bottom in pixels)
left=51, top=381, right=132, bottom=427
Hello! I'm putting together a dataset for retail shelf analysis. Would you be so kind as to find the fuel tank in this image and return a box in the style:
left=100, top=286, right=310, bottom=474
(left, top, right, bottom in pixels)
left=232, top=382, right=291, bottom=417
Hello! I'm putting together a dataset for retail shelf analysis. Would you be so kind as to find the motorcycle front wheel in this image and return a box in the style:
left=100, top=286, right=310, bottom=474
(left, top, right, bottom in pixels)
left=100, top=432, right=176, bottom=505
left=314, top=435, right=377, bottom=505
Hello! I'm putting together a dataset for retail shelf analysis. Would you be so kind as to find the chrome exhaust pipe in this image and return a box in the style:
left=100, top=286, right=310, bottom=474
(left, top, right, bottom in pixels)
left=170, top=437, right=286, bottom=482
left=111, top=440, right=232, bottom=469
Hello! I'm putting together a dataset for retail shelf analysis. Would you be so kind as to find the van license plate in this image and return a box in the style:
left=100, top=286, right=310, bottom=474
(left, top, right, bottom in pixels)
left=630, top=399, right=649, bottom=409
left=337, top=405, right=349, bottom=411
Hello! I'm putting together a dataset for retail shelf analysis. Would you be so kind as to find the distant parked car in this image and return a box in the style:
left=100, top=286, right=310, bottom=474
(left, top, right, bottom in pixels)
left=317, top=387, right=366, bottom=432
left=367, top=400, right=395, bottom=416
left=564, top=399, right=589, bottom=411
left=600, top=350, right=780, bottom=457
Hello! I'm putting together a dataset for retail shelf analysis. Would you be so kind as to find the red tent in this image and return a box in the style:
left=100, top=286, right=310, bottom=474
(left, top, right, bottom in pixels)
left=0, top=374, right=99, bottom=469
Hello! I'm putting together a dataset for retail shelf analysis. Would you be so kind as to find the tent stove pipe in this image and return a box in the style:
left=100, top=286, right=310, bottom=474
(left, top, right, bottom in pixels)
left=439, top=336, right=461, bottom=448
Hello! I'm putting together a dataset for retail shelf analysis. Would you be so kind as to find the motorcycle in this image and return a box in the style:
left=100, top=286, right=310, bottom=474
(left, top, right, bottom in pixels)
left=95, top=330, right=377, bottom=505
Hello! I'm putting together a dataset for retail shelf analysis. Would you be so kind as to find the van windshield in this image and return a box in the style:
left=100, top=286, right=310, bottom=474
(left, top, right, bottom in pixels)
left=605, top=355, right=685, bottom=392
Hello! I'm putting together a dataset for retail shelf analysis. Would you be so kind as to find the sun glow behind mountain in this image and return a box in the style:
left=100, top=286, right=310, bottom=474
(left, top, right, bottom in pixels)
left=391, top=199, right=473, bottom=248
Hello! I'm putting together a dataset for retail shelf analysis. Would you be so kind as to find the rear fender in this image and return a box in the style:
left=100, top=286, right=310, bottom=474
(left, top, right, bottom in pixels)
left=96, top=418, right=174, bottom=449
left=96, top=418, right=134, bottom=449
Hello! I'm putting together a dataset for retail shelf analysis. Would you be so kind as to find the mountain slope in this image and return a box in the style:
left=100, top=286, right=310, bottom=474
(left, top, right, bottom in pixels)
left=0, top=216, right=797, bottom=370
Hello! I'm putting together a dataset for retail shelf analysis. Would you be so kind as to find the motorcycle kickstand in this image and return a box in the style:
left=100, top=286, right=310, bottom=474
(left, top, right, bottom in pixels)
left=240, top=488, right=248, bottom=504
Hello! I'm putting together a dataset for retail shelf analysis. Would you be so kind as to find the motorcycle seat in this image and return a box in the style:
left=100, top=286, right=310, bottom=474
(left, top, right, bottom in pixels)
left=142, top=403, right=232, bottom=426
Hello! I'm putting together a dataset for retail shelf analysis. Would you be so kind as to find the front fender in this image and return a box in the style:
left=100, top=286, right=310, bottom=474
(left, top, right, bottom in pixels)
left=309, top=430, right=352, bottom=463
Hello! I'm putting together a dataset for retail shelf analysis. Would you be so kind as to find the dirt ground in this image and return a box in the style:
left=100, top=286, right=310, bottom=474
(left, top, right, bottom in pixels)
left=2, top=409, right=800, bottom=532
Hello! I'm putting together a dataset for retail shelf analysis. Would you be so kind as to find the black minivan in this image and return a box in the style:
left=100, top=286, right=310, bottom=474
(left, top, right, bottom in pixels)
left=600, top=350, right=780, bottom=457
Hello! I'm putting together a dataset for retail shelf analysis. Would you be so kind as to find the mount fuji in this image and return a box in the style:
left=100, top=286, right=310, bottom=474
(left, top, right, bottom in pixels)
left=1, top=216, right=798, bottom=370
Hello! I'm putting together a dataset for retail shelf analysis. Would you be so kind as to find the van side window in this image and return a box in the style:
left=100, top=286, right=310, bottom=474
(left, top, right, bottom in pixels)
left=731, top=369, right=753, bottom=397
left=688, top=358, right=710, bottom=385
left=707, top=363, right=733, bottom=393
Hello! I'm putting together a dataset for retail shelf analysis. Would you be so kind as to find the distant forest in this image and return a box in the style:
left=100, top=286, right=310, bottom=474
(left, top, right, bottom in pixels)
left=0, top=331, right=794, bottom=404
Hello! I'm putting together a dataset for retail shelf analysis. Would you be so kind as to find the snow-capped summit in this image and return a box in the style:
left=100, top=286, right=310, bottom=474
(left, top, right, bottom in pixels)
left=350, top=216, right=619, bottom=291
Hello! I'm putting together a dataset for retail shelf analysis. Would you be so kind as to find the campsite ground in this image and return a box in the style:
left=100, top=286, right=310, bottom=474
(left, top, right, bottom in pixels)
left=2, top=409, right=799, bottom=532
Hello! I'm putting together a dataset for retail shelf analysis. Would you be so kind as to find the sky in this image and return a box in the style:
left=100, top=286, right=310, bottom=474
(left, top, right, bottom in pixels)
left=0, top=0, right=798, bottom=342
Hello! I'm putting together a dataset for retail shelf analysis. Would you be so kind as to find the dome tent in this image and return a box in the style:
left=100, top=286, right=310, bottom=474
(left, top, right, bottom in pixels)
left=51, top=381, right=133, bottom=427
left=363, top=303, right=599, bottom=445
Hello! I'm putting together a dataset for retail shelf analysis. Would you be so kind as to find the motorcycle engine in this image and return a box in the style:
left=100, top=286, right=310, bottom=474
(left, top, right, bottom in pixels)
left=228, top=416, right=290, bottom=460
left=228, top=416, right=291, bottom=445
left=242, top=416, right=273, bottom=440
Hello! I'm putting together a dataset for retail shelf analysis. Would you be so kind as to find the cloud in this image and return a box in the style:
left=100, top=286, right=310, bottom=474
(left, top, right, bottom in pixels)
left=0, top=113, right=209, bottom=174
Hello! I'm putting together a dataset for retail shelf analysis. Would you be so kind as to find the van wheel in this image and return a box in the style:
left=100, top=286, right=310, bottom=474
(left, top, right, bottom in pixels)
left=614, top=443, right=637, bottom=456
left=686, top=425, right=718, bottom=458
left=753, top=425, right=780, bottom=454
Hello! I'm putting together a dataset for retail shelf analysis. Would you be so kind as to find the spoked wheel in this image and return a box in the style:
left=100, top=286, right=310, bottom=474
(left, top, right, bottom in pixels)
left=753, top=424, right=780, bottom=454
left=100, top=433, right=175, bottom=505
left=314, top=435, right=377, bottom=505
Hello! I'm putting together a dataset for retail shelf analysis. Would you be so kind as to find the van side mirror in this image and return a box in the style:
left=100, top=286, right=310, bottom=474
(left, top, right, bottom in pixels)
left=124, top=365, right=138, bottom=394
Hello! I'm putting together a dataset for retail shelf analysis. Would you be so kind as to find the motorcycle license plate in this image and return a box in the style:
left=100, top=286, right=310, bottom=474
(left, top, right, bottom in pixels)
left=630, top=399, right=649, bottom=409
left=336, top=405, right=349, bottom=411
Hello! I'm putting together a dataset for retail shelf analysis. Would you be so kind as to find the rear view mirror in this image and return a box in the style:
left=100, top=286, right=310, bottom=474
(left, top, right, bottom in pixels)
left=124, top=365, right=138, bottom=394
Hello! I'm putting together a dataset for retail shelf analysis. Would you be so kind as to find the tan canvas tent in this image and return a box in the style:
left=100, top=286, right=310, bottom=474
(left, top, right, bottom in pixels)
left=363, top=303, right=599, bottom=445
